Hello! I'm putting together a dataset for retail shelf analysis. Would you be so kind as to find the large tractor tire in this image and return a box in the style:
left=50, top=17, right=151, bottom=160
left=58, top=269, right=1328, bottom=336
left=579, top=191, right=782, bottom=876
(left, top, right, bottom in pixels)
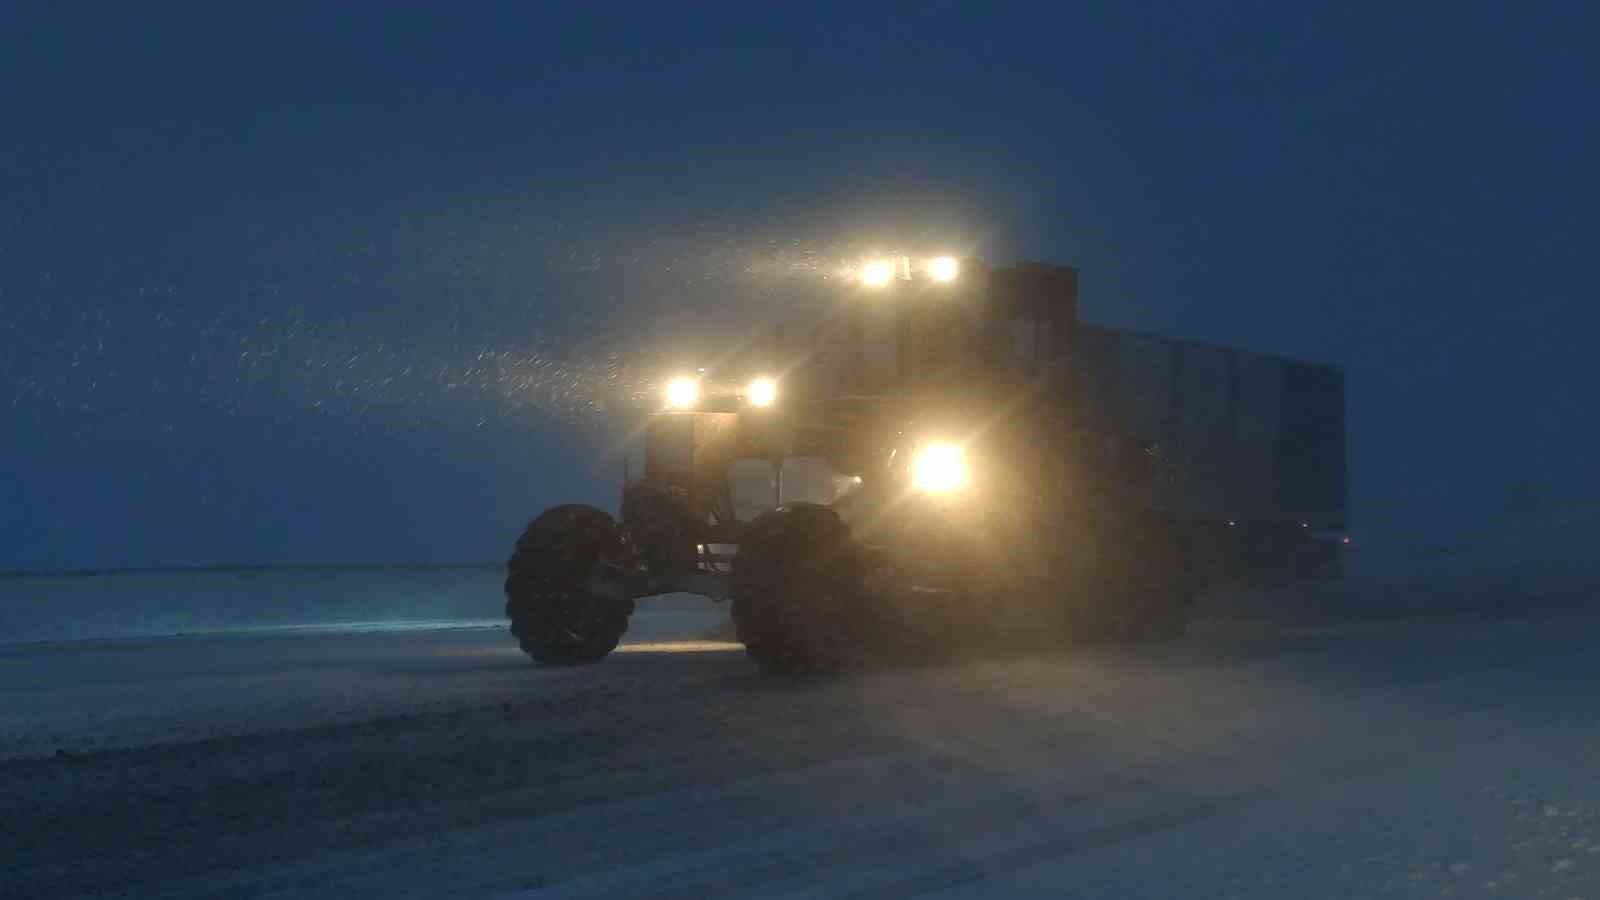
left=732, top=504, right=864, bottom=674
left=505, top=504, right=633, bottom=666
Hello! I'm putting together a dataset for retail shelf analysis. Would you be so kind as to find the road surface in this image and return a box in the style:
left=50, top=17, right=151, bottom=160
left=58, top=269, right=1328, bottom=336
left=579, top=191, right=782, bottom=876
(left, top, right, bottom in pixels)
left=3, top=607, right=1598, bottom=898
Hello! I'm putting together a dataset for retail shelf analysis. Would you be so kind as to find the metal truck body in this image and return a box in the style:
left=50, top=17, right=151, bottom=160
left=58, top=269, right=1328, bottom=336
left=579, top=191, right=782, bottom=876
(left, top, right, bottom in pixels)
left=1067, top=325, right=1348, bottom=585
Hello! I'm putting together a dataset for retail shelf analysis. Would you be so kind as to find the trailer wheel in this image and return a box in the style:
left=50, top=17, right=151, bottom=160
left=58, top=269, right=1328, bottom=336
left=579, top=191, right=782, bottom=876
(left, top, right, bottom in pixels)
left=1118, top=511, right=1192, bottom=642
left=732, top=504, right=862, bottom=674
left=505, top=505, right=633, bottom=666
left=1125, top=594, right=1190, bottom=641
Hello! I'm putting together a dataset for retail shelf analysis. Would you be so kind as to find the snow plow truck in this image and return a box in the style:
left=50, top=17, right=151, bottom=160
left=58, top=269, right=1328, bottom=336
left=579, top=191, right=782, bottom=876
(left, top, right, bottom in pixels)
left=505, top=257, right=1347, bottom=672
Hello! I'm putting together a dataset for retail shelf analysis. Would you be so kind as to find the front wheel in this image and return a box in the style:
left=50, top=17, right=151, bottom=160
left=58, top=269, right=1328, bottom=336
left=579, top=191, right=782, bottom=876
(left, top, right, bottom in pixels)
left=505, top=505, right=633, bottom=666
left=732, top=504, right=864, bottom=674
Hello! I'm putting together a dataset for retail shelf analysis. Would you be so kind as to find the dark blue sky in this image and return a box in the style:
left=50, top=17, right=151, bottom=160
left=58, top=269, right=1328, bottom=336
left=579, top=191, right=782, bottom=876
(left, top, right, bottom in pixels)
left=2, top=2, right=1594, bottom=571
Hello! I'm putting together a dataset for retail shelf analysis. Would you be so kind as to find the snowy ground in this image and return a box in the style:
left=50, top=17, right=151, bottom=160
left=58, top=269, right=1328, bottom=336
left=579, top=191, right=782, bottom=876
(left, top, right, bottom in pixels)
left=7, top=564, right=1598, bottom=645
left=0, top=567, right=514, bottom=644
left=0, top=596, right=729, bottom=761
left=3, top=598, right=1598, bottom=898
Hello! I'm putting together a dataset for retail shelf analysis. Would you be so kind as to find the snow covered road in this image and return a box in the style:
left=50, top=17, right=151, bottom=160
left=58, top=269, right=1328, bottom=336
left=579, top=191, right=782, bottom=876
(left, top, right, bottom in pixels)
left=0, top=597, right=730, bottom=760
left=3, top=611, right=1598, bottom=898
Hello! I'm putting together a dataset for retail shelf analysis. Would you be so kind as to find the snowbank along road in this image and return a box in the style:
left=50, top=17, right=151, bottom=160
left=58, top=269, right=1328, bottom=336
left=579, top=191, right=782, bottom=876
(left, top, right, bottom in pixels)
left=3, top=603, right=1598, bottom=898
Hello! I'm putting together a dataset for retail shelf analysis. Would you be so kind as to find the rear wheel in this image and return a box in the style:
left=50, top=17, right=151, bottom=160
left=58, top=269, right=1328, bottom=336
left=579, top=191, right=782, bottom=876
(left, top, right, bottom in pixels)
left=505, top=505, right=633, bottom=666
left=732, top=504, right=863, bottom=674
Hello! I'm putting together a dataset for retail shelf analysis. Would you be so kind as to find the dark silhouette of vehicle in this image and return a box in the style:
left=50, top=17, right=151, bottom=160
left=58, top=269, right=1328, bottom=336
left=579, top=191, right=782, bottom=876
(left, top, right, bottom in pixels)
left=505, top=257, right=1346, bottom=671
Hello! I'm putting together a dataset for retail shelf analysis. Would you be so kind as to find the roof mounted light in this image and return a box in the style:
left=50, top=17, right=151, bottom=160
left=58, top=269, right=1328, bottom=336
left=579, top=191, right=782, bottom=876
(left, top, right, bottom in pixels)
left=664, top=376, right=700, bottom=409
left=746, top=377, right=777, bottom=408
left=859, top=259, right=896, bottom=288
left=926, top=256, right=960, bottom=283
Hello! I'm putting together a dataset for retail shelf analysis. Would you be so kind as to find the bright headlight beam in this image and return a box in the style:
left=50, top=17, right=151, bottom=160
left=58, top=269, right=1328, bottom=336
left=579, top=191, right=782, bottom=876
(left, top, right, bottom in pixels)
left=927, top=256, right=960, bottom=282
left=860, top=259, right=896, bottom=288
left=665, top=376, right=700, bottom=409
left=746, top=377, right=777, bottom=407
left=912, top=442, right=968, bottom=493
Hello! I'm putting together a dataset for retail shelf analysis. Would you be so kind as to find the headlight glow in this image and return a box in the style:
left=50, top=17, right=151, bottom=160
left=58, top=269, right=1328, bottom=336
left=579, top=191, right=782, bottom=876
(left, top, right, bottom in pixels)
left=860, top=259, right=896, bottom=288
left=746, top=377, right=777, bottom=407
left=665, top=376, right=700, bottom=409
left=912, top=442, right=968, bottom=493
left=926, top=256, right=960, bottom=282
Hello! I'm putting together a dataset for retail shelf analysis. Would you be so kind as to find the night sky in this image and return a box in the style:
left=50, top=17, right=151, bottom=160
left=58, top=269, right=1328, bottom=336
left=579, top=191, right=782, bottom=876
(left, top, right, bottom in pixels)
left=3, top=2, right=1594, bottom=573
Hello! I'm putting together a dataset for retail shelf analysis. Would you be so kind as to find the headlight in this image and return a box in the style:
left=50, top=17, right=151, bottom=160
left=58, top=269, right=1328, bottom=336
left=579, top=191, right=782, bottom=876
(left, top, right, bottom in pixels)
left=926, top=256, right=960, bottom=283
left=859, top=259, right=896, bottom=288
left=912, top=442, right=968, bottom=493
left=664, top=376, right=700, bottom=409
left=746, top=377, right=777, bottom=408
